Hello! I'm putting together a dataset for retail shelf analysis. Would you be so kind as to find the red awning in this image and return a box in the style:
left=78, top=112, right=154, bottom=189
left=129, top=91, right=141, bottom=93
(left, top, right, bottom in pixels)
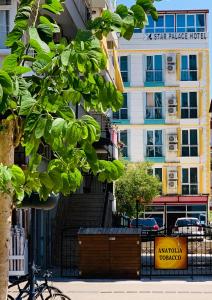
left=152, top=195, right=208, bottom=204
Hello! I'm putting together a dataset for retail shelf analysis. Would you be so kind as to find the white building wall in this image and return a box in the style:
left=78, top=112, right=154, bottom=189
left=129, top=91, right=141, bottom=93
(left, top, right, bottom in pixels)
left=129, top=91, right=144, bottom=124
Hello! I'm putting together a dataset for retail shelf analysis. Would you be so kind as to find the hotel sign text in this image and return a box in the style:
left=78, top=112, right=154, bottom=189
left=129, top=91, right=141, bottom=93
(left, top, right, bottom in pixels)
left=147, top=32, right=207, bottom=41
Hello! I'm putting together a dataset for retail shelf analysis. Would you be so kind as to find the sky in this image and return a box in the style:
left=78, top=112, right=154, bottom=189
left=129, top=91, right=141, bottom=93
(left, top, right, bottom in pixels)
left=117, top=0, right=212, bottom=92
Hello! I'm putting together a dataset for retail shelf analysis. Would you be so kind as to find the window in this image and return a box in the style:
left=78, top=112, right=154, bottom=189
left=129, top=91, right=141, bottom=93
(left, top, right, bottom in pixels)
left=182, top=129, right=198, bottom=157
left=146, top=55, right=163, bottom=82
left=113, top=93, right=128, bottom=119
left=120, top=56, right=128, bottom=83
left=146, top=130, right=163, bottom=157
left=146, top=92, right=163, bottom=119
left=165, top=15, right=175, bottom=32
left=181, top=92, right=197, bottom=119
left=145, top=15, right=154, bottom=33
left=181, top=55, right=197, bottom=81
left=177, top=14, right=205, bottom=32
left=0, top=10, right=9, bottom=48
left=182, top=168, right=198, bottom=195
left=0, top=0, right=11, bottom=4
left=145, top=14, right=174, bottom=33
left=119, top=131, right=128, bottom=158
left=148, top=168, right=162, bottom=181
left=155, top=168, right=162, bottom=181
left=196, top=14, right=205, bottom=32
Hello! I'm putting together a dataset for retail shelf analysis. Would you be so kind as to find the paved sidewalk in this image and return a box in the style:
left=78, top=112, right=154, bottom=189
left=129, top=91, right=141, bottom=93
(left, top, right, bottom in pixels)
left=50, top=278, right=212, bottom=300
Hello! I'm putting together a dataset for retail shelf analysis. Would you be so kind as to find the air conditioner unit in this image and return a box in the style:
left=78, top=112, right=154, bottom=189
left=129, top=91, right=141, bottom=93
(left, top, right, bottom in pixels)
left=168, top=181, right=177, bottom=188
left=168, top=134, right=178, bottom=143
left=167, top=65, right=175, bottom=72
left=168, top=181, right=177, bottom=192
left=168, top=107, right=177, bottom=115
left=166, top=54, right=176, bottom=64
left=168, top=170, right=178, bottom=180
left=168, top=97, right=177, bottom=106
left=168, top=144, right=178, bottom=151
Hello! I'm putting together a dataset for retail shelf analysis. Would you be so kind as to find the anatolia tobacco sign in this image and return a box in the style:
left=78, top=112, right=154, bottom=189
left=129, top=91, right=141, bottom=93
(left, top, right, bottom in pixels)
left=154, top=237, right=188, bottom=270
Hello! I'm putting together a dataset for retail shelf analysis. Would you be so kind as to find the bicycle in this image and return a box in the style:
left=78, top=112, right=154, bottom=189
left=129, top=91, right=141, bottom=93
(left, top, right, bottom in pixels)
left=8, top=264, right=71, bottom=300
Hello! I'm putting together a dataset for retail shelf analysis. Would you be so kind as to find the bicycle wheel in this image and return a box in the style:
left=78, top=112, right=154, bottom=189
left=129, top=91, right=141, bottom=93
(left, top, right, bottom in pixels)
left=38, top=285, right=62, bottom=294
left=45, top=293, right=71, bottom=300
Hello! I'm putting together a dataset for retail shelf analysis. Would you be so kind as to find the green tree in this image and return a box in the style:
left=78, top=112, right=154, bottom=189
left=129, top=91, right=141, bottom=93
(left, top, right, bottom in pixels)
left=0, top=0, right=160, bottom=297
left=115, top=162, right=161, bottom=217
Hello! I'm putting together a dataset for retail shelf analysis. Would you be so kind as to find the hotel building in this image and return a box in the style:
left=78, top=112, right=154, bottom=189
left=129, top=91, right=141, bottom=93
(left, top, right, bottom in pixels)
left=114, top=10, right=211, bottom=229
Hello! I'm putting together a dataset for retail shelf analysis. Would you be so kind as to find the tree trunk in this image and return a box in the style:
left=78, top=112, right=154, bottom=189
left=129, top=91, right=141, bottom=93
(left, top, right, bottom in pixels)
left=0, top=120, right=14, bottom=300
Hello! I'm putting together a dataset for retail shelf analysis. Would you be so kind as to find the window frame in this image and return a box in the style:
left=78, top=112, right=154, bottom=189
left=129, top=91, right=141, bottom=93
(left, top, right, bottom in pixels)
left=176, top=13, right=205, bottom=32
left=182, top=167, right=198, bottom=195
left=181, top=129, right=198, bottom=157
left=120, top=56, right=128, bottom=83
left=113, top=93, right=128, bottom=120
left=181, top=54, right=198, bottom=81
left=0, top=0, right=14, bottom=49
left=181, top=92, right=198, bottom=119
left=119, top=130, right=128, bottom=158
left=145, top=92, right=163, bottom=119
left=145, top=14, right=175, bottom=33
left=146, top=130, right=163, bottom=157
left=146, top=55, right=163, bottom=83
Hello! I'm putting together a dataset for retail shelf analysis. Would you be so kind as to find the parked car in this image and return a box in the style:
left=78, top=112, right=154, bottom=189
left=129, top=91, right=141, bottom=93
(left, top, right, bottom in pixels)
left=172, top=217, right=204, bottom=240
left=130, top=218, right=159, bottom=236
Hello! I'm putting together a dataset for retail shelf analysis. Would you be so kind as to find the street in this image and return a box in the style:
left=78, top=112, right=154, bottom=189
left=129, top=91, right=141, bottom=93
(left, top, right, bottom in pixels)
left=46, top=278, right=212, bottom=300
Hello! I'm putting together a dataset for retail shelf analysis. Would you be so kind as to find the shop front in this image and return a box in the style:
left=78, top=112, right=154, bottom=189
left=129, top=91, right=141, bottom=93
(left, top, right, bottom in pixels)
left=143, top=196, right=208, bottom=232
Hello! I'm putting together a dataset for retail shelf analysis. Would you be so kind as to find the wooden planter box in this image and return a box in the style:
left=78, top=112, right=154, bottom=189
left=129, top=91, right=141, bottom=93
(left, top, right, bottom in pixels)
left=78, top=228, right=141, bottom=279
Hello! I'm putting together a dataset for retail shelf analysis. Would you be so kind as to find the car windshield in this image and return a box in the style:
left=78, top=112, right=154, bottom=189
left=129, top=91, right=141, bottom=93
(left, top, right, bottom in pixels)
left=131, top=218, right=156, bottom=226
left=176, top=219, right=200, bottom=226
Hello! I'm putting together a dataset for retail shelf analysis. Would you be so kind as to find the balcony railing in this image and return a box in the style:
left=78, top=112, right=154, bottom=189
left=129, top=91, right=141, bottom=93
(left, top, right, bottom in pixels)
left=146, top=145, right=163, bottom=157
left=146, top=107, right=163, bottom=119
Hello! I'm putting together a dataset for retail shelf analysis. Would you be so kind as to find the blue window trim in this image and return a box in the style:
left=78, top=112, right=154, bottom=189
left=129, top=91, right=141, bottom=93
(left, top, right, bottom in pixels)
left=145, top=157, right=165, bottom=163
left=144, top=119, right=165, bottom=125
left=144, top=13, right=206, bottom=33
left=144, top=82, right=164, bottom=87
left=112, top=119, right=130, bottom=125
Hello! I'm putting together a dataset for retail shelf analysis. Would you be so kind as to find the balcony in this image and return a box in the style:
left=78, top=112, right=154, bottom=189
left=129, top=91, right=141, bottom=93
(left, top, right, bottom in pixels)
left=145, top=145, right=165, bottom=163
left=144, top=107, right=165, bottom=124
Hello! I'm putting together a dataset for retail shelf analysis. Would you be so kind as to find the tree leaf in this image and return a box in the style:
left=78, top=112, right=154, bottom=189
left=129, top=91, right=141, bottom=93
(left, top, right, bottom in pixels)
left=2, top=54, right=18, bottom=72
left=10, top=165, right=25, bottom=185
left=0, top=70, right=13, bottom=94
left=5, top=29, right=23, bottom=47
left=29, top=27, right=50, bottom=54
left=39, top=172, right=54, bottom=189
left=19, top=95, right=36, bottom=115
left=51, top=118, right=66, bottom=136
left=37, top=23, right=53, bottom=42
left=35, top=117, right=47, bottom=138
left=61, top=50, right=71, bottom=66
left=42, top=0, right=64, bottom=15
left=15, top=66, right=32, bottom=75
